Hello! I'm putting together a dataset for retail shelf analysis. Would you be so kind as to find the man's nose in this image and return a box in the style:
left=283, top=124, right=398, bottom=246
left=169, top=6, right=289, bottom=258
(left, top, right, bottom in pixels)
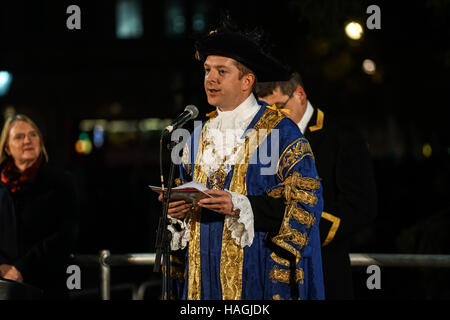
left=206, top=70, right=218, bottom=83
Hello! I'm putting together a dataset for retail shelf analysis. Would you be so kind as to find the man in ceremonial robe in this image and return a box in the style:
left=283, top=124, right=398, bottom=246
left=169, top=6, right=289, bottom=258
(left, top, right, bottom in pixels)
left=164, top=20, right=325, bottom=300
left=256, top=72, right=378, bottom=299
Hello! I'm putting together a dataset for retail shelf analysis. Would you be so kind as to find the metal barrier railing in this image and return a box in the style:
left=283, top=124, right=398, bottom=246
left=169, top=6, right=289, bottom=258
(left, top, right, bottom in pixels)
left=349, top=253, right=450, bottom=268
left=71, top=250, right=157, bottom=300
left=72, top=251, right=450, bottom=300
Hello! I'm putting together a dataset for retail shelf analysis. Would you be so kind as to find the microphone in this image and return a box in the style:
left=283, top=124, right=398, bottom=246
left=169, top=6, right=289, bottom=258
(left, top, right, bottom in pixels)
left=164, top=105, right=199, bottom=133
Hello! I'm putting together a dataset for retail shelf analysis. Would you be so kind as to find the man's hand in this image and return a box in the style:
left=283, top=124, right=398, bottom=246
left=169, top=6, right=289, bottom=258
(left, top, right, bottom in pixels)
left=158, top=193, right=191, bottom=219
left=0, top=264, right=23, bottom=282
left=198, top=190, right=240, bottom=216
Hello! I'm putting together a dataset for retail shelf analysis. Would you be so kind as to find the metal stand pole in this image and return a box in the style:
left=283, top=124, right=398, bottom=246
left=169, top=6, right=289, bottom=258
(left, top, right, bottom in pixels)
left=99, top=250, right=111, bottom=300
left=153, top=134, right=180, bottom=300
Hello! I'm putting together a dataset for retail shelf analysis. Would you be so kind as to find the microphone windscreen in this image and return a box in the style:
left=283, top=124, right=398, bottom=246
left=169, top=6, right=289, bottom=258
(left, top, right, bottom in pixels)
left=185, top=105, right=199, bottom=119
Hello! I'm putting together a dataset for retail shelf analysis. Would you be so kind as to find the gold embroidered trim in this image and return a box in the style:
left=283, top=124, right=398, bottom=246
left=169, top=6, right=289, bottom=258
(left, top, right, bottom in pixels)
left=271, top=232, right=302, bottom=265
left=321, top=211, right=341, bottom=246
left=187, top=207, right=202, bottom=299
left=268, top=171, right=320, bottom=198
left=286, top=171, right=320, bottom=191
left=192, top=123, right=211, bottom=186
left=291, top=189, right=318, bottom=206
left=205, top=110, right=218, bottom=118
left=308, top=108, right=324, bottom=132
left=270, top=206, right=312, bottom=267
left=270, top=252, right=291, bottom=267
left=193, top=164, right=208, bottom=186
left=287, top=202, right=315, bottom=228
left=268, top=186, right=317, bottom=206
left=266, top=186, right=283, bottom=199
left=181, top=144, right=192, bottom=176
left=220, top=224, right=244, bottom=300
left=220, top=107, right=284, bottom=300
left=191, top=126, right=211, bottom=186
left=272, top=202, right=308, bottom=265
left=267, top=173, right=319, bottom=206
left=174, top=178, right=183, bottom=187
left=272, top=294, right=301, bottom=301
left=268, top=167, right=314, bottom=299
left=229, top=136, right=250, bottom=195
left=187, top=122, right=211, bottom=300
left=253, top=108, right=284, bottom=130
left=269, top=267, right=304, bottom=284
left=267, top=170, right=318, bottom=298
left=266, top=104, right=291, bottom=116
left=282, top=225, right=307, bottom=247
left=184, top=164, right=192, bottom=177
left=229, top=108, right=284, bottom=195
left=277, top=138, right=314, bottom=180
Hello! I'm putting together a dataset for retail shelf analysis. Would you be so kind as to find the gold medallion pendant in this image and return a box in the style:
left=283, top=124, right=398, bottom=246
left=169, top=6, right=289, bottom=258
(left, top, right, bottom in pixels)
left=208, top=168, right=227, bottom=190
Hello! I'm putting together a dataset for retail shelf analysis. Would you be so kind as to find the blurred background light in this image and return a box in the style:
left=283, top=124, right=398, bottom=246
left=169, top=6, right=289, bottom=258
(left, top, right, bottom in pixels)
left=192, top=13, right=206, bottom=33
left=3, top=105, right=16, bottom=120
left=79, top=119, right=108, bottom=132
left=75, top=132, right=93, bottom=155
left=108, top=120, right=137, bottom=133
left=138, top=118, right=172, bottom=132
left=0, top=71, right=13, bottom=96
left=165, top=0, right=186, bottom=36
left=93, top=124, right=105, bottom=148
left=192, top=0, right=208, bottom=33
left=116, top=0, right=143, bottom=39
left=362, top=59, right=377, bottom=75
left=345, top=21, right=363, bottom=40
left=422, top=143, right=432, bottom=158
left=79, top=118, right=172, bottom=135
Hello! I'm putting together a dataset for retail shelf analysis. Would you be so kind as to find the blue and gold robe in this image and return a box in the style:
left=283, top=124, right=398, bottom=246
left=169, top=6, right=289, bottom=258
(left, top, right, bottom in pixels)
left=170, top=101, right=324, bottom=300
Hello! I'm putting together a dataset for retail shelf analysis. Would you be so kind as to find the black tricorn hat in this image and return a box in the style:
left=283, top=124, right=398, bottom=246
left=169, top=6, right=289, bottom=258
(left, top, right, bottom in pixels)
left=194, top=19, right=291, bottom=82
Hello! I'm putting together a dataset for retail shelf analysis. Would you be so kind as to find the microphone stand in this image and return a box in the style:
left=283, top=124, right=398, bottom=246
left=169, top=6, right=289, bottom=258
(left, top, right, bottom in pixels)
left=153, top=133, right=172, bottom=300
left=153, top=106, right=198, bottom=300
left=154, top=132, right=183, bottom=300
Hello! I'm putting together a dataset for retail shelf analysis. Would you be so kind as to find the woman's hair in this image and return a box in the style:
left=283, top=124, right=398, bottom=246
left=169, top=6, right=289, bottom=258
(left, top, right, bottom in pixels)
left=0, top=114, right=49, bottom=164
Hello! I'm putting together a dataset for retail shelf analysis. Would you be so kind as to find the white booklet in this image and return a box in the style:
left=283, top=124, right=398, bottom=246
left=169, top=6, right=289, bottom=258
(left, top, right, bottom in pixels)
left=149, top=180, right=216, bottom=204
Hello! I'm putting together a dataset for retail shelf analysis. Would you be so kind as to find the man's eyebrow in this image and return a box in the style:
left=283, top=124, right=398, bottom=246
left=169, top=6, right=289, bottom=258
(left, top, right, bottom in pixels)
left=204, top=64, right=229, bottom=69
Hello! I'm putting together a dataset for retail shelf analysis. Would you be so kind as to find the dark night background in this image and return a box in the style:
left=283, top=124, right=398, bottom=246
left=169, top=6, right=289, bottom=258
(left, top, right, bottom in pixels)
left=1, top=0, right=449, bottom=299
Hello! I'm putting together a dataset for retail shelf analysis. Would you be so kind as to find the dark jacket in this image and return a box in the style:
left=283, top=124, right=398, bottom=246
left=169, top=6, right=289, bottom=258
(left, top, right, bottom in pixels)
left=0, top=182, right=17, bottom=265
left=0, top=162, right=79, bottom=299
left=304, top=108, right=377, bottom=299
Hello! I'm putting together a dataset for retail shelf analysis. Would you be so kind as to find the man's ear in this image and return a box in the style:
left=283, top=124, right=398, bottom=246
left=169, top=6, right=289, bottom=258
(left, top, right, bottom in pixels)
left=294, top=85, right=307, bottom=105
left=242, top=73, right=256, bottom=91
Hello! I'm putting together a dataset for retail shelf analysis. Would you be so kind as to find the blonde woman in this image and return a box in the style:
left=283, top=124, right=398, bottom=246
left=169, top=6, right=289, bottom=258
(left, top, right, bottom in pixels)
left=0, top=114, right=79, bottom=300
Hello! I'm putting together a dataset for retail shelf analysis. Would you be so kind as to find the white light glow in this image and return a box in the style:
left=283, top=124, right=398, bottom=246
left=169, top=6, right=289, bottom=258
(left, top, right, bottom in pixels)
left=345, top=22, right=363, bottom=40
left=362, top=59, right=376, bottom=75
left=0, top=71, right=13, bottom=96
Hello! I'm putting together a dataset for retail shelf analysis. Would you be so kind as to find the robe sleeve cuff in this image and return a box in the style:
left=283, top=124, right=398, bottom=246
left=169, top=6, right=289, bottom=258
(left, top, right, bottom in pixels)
left=167, top=216, right=190, bottom=251
left=225, top=191, right=255, bottom=248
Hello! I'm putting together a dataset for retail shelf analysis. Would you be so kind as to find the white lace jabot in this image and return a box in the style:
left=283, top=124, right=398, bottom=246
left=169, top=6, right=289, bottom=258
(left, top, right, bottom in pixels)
left=169, top=94, right=259, bottom=250
left=200, top=94, right=260, bottom=177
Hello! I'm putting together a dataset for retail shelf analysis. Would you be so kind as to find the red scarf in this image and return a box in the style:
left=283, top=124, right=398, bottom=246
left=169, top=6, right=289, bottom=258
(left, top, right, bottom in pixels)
left=1, top=157, right=42, bottom=193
